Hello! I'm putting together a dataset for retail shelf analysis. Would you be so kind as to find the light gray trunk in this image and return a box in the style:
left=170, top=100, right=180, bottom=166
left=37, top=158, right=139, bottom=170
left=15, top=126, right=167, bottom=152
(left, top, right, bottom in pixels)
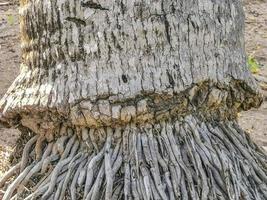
left=0, top=0, right=266, bottom=200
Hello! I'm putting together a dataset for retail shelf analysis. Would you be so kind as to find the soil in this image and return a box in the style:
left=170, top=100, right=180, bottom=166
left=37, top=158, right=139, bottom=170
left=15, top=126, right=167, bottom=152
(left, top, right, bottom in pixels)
left=0, top=0, right=266, bottom=178
left=239, top=0, right=267, bottom=152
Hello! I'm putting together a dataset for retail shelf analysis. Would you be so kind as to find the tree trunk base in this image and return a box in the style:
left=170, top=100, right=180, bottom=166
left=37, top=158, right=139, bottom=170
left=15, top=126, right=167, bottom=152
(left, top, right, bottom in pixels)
left=1, top=115, right=267, bottom=200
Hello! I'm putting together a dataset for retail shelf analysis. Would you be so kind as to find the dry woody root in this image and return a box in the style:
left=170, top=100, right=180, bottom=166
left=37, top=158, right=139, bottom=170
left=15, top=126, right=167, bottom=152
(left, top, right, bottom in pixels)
left=0, top=115, right=266, bottom=200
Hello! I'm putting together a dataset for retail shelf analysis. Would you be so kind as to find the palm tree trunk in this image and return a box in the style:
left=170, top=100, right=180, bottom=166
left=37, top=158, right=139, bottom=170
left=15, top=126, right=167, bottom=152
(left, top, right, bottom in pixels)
left=0, top=0, right=266, bottom=199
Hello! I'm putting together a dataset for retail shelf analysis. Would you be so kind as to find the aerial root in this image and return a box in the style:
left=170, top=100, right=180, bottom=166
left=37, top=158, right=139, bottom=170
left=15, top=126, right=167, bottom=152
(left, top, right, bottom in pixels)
left=1, top=114, right=267, bottom=199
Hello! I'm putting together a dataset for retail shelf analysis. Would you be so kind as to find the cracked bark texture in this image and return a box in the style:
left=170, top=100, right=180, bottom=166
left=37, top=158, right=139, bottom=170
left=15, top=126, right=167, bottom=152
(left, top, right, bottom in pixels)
left=0, top=0, right=266, bottom=200
left=0, top=0, right=262, bottom=129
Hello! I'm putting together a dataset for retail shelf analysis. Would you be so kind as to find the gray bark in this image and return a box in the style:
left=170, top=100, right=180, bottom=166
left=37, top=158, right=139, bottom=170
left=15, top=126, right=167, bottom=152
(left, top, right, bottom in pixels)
left=0, top=0, right=266, bottom=200
left=0, top=0, right=262, bottom=130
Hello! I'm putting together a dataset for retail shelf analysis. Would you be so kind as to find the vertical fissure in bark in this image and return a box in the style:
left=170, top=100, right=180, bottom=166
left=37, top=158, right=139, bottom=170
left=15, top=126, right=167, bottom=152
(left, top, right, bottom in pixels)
left=161, top=0, right=171, bottom=46
left=81, top=1, right=109, bottom=11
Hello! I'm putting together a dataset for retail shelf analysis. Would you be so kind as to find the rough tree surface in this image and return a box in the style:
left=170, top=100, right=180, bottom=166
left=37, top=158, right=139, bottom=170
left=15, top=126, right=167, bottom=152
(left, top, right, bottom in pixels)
left=0, top=0, right=266, bottom=200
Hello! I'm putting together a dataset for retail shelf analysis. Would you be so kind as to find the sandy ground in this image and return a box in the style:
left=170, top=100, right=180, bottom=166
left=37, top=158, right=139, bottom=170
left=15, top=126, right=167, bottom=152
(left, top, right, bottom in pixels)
left=239, top=0, right=267, bottom=150
left=0, top=0, right=266, bottom=177
left=0, top=0, right=20, bottom=177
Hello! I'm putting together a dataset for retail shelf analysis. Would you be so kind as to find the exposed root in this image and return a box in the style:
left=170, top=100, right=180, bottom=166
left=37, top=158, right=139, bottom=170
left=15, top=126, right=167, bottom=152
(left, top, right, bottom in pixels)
left=20, top=135, right=38, bottom=173
left=3, top=164, right=34, bottom=200
left=0, top=163, right=20, bottom=188
left=35, top=135, right=46, bottom=161
left=21, top=143, right=53, bottom=187
left=1, top=114, right=267, bottom=199
left=104, top=128, right=113, bottom=200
